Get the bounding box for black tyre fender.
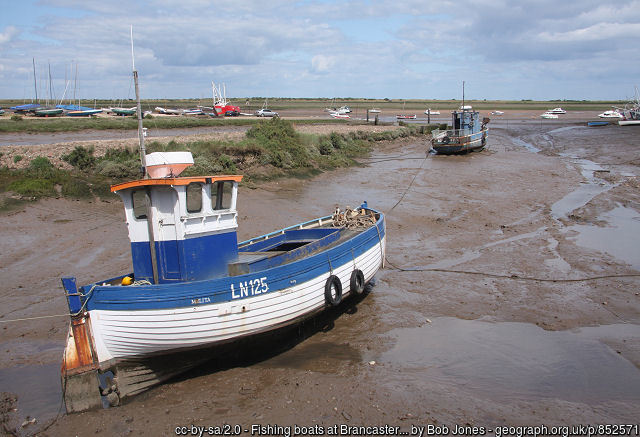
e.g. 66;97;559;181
442;136;450;144
324;275;342;306
350;269;365;295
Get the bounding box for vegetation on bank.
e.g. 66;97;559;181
0;118;435;210
0;97;627;117
0;113;355;134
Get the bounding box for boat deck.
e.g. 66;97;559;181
230;226;362;276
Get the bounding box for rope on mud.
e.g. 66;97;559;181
0;314;70;324
387;152;430;213
385;258;640;283
1;285;98;324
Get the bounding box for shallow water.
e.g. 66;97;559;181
0;363;62;422
568;205;640;270
381;317;640;403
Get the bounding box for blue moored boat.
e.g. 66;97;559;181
10;103;41;113
431;105;489;154
60;152;386;412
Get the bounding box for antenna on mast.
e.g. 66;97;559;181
130;25;147;177
130;25;136;72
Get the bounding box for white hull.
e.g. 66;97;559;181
618;120;640;126
89;238;385;366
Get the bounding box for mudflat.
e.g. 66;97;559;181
1;117;639;436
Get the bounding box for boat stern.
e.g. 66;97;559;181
60;277;102;412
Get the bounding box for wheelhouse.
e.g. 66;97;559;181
111;174;243;284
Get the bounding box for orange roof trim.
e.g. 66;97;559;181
111;175;244;192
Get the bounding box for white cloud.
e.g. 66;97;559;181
0;26;19;45
0;0;638;100
311;55;337;73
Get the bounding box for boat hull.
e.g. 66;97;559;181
618;120;640;126
89;237;384;366
432;128;488;155
61;209;385;410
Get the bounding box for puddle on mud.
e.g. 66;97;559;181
0;363;62;424
546;126;583;135
568;205;640;270
551;157;613;220
381;317;640;403
257;341;361;373
510;137;540;153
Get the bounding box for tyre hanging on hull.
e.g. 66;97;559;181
325;275;342;306
350;269;365;295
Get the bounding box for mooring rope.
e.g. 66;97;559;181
0;314;70;324
386;152;430;213
385;258;640;283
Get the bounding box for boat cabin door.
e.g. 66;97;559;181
129;186;182;283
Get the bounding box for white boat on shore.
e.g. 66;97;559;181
598;110;623;119
329;112;350;119
546;107;566;114
617;87;640;126
424;109;440;115
540;112;559;119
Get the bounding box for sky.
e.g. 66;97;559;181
1;0;639;102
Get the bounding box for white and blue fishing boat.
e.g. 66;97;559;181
430;83;489;155
60;154;385;412
59;31;385;412
430;106;489;154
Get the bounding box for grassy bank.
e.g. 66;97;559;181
0;113;357;134
1;97;627;113
0;118;433;210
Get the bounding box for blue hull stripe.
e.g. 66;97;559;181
83;216;385;311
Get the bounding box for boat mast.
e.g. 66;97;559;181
130;26;159;285
48;61;53;106
131;26;147;177
462;80;465;110
32;58;38;103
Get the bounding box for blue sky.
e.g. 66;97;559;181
1;0;639;101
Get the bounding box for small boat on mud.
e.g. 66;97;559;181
540;112;559;119
154;107;181;115
587;121;610;127
59;32;386;412
396;114;417;119
34;107;64;117
546;107;566;114
57;105;103;117
431;106;489;154
330;112;350;119
617;87;640;126
60;155;386;411
10;103;41;113
598;110;623;119
110;107;137;116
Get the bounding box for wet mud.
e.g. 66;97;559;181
1;116;639;435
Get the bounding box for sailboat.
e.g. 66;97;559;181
59;28;386;413
34;62;64;117
11;58;42;113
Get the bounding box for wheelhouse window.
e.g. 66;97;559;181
211;181;233;210
132;190;149;220
186;183;203;213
